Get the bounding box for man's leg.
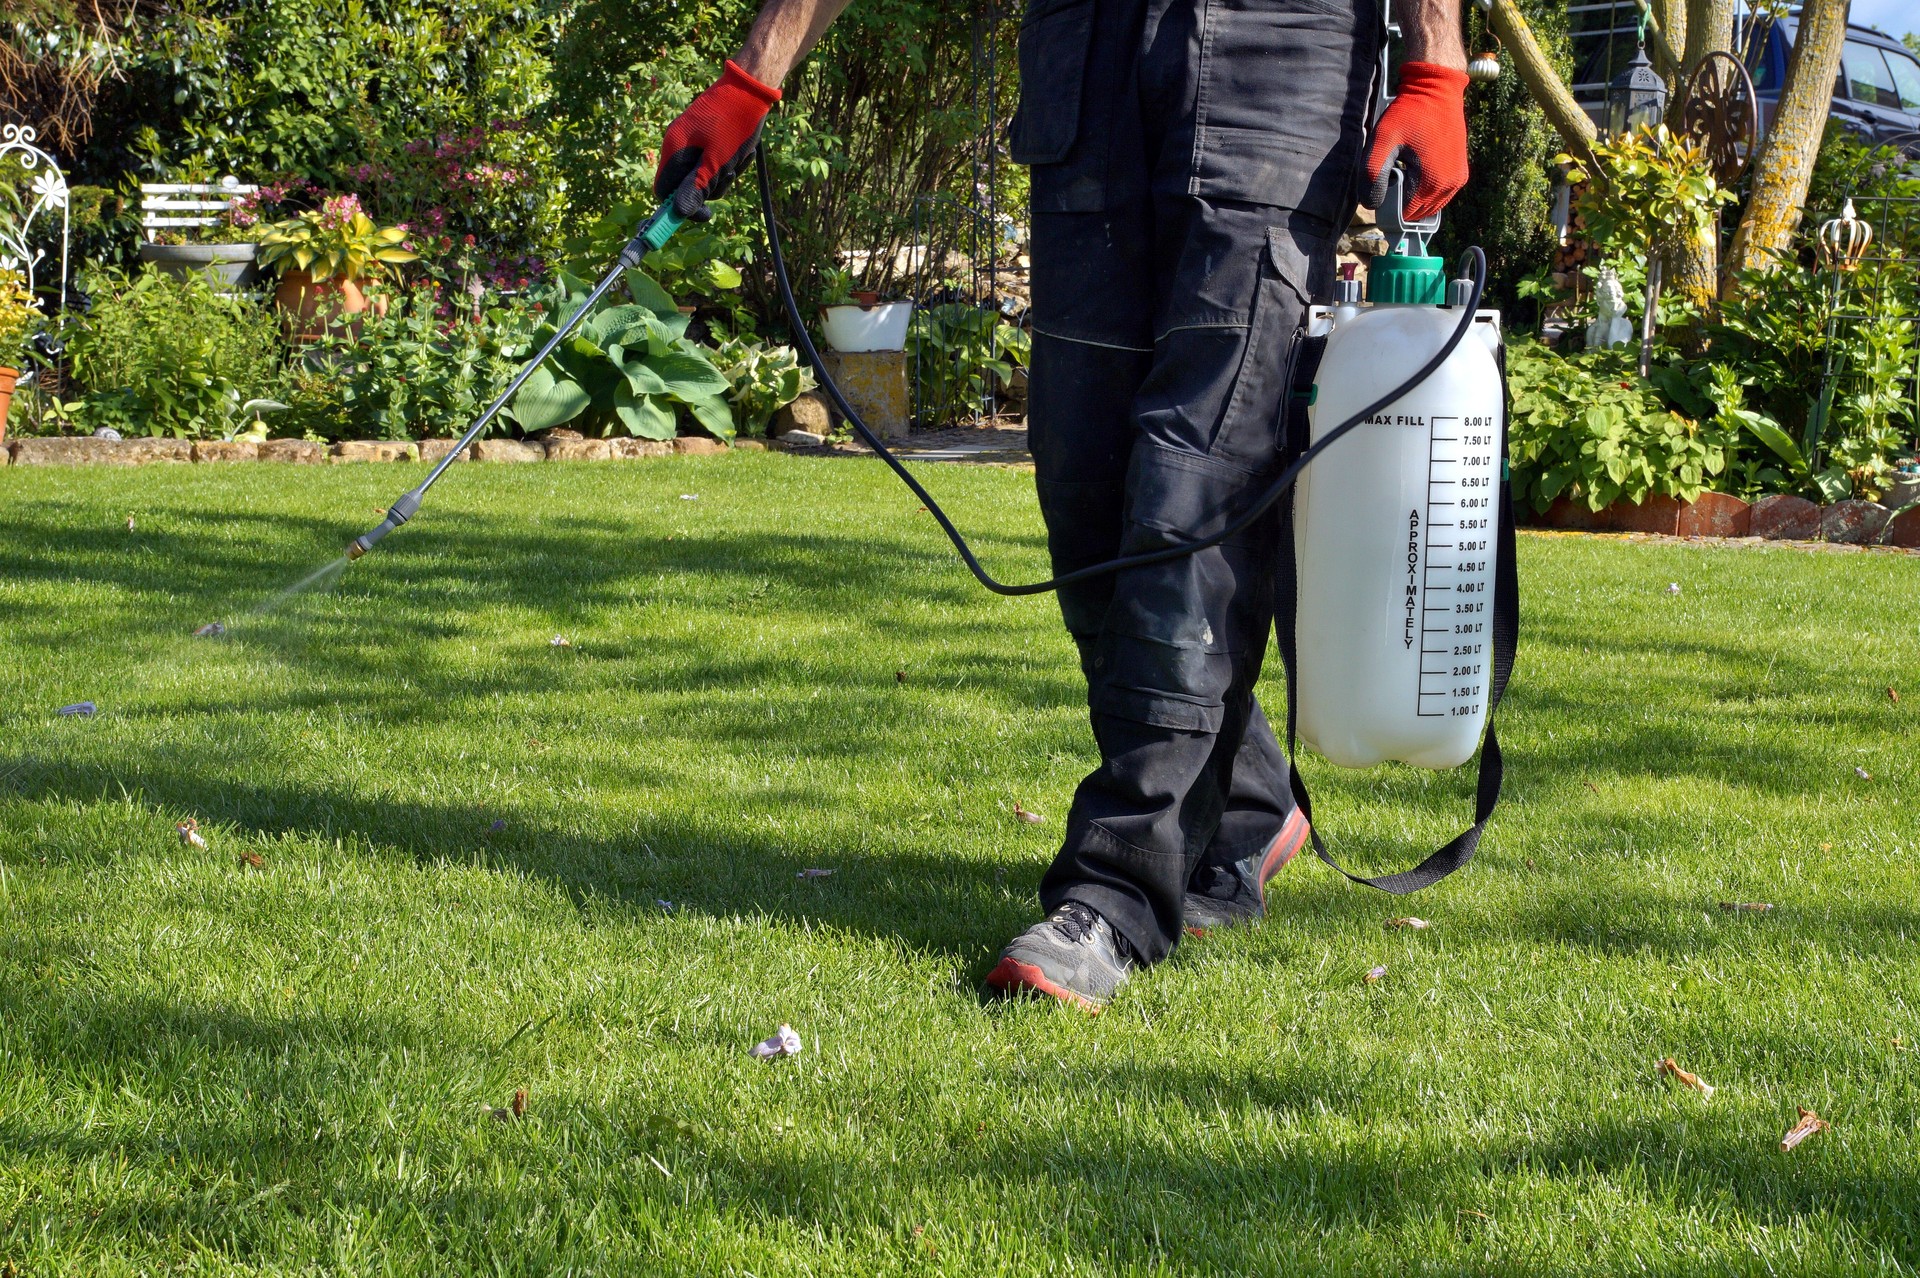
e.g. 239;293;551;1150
990;0;1379;1003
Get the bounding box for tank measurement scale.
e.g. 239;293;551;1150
1415;415;1495;719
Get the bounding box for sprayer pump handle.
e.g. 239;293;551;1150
1378;166;1442;258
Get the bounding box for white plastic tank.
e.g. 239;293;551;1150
1293;261;1504;770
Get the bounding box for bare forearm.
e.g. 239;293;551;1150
734;0;858;85
1398;0;1467;70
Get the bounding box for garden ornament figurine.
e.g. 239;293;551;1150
659;0;1475;1011
1587;266;1633;349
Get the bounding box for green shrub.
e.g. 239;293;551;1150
300;285;544;441
1434;0;1567;318
63;267;288;439
506;269;735;441
1506;340;1737;511
91;0;565;255
908;303;1027;429
713;337;814;437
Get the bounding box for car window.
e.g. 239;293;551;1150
1842;40;1899;109
1885;46;1920;112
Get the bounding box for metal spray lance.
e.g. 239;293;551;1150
345;200;688;559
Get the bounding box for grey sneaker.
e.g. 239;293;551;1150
985;901;1134;1011
1182;809;1311;934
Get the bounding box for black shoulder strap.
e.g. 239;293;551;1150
1274;331;1519;894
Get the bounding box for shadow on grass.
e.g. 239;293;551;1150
4;489;1907;964
7;985;1918;1268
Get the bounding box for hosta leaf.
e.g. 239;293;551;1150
685;393;735;441
622;353;669;395
612;382;677;439
649;352;729;401
624;269;680;317
510;363;590;431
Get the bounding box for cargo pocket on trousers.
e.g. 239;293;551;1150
1209;228;1315;471
1009;0;1096;166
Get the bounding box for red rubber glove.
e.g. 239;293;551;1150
654;60;782;221
1364;62;1470;222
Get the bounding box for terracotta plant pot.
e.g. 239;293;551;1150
274;269;385;341
0;365;15;444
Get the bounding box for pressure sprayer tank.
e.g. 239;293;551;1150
1293;249;1504;770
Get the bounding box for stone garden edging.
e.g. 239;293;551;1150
1529;491;1920;549
3;434;769;468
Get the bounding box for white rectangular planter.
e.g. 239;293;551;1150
821;301;913;353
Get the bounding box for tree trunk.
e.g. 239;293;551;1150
1682;0;1736;70
1723;0;1849;290
1651;0;1687;77
1489;0;1595;159
1667;0;1739;324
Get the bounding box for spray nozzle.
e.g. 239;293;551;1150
347;488;423;559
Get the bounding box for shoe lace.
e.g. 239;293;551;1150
1049;900;1101;944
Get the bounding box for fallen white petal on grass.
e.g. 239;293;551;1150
57;701;96;717
1665;583;1681;594
680;494;699;501
193;622;225;638
1658;1056;1716;1100
549;635;572;648
1385;917;1430;930
750;1024;804;1059
1854;767;1872;780
176;819;207;850
797;868;833;879
1363;965;1388;984
1780;1107;1829;1151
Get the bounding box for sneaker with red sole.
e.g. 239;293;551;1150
985;901;1134;1011
1181;808;1311;935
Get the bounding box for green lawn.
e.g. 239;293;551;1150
3;455;1917;1275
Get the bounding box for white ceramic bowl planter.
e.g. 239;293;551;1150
821;299;914;353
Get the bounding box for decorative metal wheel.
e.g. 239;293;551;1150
1676;51;1757;185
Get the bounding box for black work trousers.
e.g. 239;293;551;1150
1016;0;1380;963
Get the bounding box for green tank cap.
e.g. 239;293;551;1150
1368;252;1446;305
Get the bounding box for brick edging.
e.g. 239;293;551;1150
1527;491;1920;549
2;435;767;467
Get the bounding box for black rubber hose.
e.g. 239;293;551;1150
755;145;1488;597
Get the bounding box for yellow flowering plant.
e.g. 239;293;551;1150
0;270;43;371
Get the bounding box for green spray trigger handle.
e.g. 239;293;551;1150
640;203;686;253
615;202;687;271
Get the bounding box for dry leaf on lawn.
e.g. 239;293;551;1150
1013;802;1046;825
1658;1056;1716;1100
1385;917;1430;930
1719;901;1773;912
176;819;207;850
1780;1107;1829;1151
238;851;264;869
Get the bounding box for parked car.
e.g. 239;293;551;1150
1752;18;1920;154
1568;4;1920;156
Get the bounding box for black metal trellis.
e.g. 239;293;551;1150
1812;194;1920;475
908;0;1020;430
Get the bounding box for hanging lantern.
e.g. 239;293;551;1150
1817;198;1874;272
1468;49;1502;82
1606;41;1669;136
